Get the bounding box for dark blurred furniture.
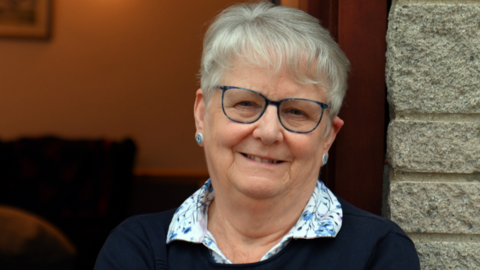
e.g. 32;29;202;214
0;137;136;270
0;205;76;270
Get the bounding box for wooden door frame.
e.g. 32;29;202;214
283;0;387;215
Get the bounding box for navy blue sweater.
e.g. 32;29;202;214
95;198;420;269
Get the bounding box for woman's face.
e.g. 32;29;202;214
194;60;343;201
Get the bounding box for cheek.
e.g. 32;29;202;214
204;107;225;143
204;111;250;155
288;135;324;163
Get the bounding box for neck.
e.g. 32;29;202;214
207;180;316;263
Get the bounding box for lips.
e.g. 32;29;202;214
241;153;283;164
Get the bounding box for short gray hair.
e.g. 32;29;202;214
200;1;350;122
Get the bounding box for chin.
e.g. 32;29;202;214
233;176;287;200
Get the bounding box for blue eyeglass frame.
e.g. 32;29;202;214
216;85;329;134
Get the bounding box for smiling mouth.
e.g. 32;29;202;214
241;153;284;164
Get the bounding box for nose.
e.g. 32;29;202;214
252;104;284;145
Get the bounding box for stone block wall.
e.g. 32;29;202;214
386;0;480;269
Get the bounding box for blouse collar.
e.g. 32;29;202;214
166;179;343;262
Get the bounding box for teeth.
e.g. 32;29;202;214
246;154;280;164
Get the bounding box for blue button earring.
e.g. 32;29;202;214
322;154;328;165
195;133;203;145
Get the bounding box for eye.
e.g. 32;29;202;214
234;100;262;109
286;108;304;116
283;107;307;117
237;101;255;107
281;106;312;123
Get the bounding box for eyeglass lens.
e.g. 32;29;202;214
222;88;324;133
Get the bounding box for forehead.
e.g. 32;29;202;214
220;59;325;101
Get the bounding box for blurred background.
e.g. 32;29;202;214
0;0;252;269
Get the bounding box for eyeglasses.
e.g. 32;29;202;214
216;86;329;134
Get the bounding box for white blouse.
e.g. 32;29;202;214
166;179;343;264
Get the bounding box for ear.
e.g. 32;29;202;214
194;89;206;142
322;116;344;153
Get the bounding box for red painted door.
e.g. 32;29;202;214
308;0;388;215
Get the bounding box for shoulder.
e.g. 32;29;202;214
106;209;177;253
94;209;176;270
335;197;420;269
337;197;409;240
115;209;176;234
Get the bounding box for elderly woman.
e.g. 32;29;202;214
95;2;420;269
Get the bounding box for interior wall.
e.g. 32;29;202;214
0;0;250;172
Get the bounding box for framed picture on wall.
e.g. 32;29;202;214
0;0;51;38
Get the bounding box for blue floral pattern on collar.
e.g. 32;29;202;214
167;179;342;264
